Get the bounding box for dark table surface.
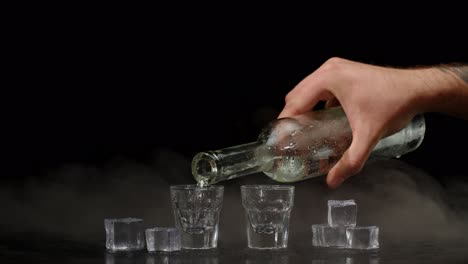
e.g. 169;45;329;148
2;237;468;264
2;159;468;263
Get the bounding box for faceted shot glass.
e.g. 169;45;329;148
145;227;181;252
104;218;145;252
170;185;224;249
241;185;295;249
346;226;379;250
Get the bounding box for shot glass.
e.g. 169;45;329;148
170;185;224;249
241;185;295;249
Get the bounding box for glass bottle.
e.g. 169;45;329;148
192;106;425;186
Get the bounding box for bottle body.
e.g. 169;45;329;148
192;107;425;185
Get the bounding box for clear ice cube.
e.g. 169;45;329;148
312;224;346;248
145;227;181;252
104;218;145;252
328;200;357;227
346;226;379;250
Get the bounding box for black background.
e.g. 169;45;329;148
5;17;467;183
2;7;468;263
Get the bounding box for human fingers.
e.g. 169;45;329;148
324;97;340;109
278;76;333;118
326;127;379;188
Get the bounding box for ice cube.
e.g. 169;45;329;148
328;200;357;227
145;227;181;252
104;218;145;252
346;226;379;250
312;224;346;248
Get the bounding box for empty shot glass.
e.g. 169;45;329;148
104;218;145;252
241;185;295;249
170;185;224;249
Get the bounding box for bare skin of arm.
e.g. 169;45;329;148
278;57;468;189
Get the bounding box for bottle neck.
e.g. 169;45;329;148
192;141;264;186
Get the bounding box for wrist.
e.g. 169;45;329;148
406;67;465;115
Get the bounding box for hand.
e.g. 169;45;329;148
278;57;454;188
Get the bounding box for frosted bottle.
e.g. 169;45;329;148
192;107;425;185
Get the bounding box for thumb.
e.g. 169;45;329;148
326;130;378;189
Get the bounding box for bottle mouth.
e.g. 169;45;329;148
409;114;426;152
191;152;219;185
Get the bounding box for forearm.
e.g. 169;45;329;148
412;64;468;118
